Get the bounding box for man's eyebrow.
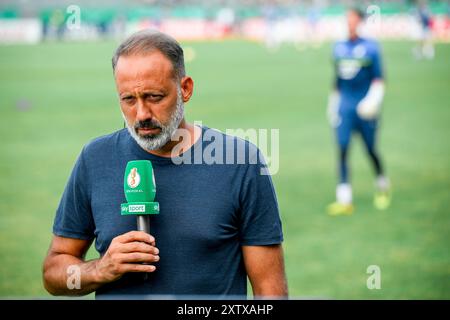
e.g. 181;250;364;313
141;90;166;95
120;92;134;98
119;91;166;99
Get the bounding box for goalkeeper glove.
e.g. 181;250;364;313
357;81;385;120
327;91;341;127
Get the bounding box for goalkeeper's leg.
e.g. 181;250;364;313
360;120;391;210
328;117;354;216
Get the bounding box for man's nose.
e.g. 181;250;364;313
135;98;153;121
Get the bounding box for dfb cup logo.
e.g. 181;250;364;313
127;167;141;189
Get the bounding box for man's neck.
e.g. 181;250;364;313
146;120;201;158
349;34;360;42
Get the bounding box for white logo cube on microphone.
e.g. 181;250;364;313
128;204;146;213
127;167;141;189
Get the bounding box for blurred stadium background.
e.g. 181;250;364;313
0;0;449;299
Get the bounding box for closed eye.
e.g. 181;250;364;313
144;94;164;102
121;96;135;103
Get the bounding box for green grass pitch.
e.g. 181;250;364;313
0;39;449;298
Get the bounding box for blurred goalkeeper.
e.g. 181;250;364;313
326;7;391;216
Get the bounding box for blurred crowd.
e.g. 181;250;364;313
0;0;449;43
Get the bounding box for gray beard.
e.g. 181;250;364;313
122;89;185;151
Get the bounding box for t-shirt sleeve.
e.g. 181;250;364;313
53;147;95;240
332;43;341;91
238;147;284;246
370;43;384;80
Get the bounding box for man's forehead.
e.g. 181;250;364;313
115;51;175;80
347;10;362;19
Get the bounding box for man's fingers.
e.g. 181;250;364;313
120;264;156;273
118;252;160;264
115;231;155;244
120;242;159;255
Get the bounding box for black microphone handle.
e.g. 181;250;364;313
137;215;151;234
137;215;151;280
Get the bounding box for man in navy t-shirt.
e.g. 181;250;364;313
42;30;287;298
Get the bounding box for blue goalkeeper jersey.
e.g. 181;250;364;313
333;37;383;111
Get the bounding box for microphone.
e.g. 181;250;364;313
121;160;160;234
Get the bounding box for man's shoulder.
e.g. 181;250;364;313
201;126;265;168
333;40;346;51
332;40;350;57
360;37;381;53
333;39;347;47
82;128;128;157
203;126;260;154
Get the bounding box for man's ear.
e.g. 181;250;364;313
180;76;194;103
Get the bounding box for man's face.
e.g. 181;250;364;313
114;51;184;151
347;10;362;39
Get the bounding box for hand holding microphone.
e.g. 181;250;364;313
95;231;159;283
94;160;160;283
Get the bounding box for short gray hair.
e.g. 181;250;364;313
112;29;185;79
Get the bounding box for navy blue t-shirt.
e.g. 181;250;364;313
53;126;283;297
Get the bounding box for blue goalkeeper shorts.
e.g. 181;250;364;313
335;107;379;151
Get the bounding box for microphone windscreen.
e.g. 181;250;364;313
123;160;156;203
